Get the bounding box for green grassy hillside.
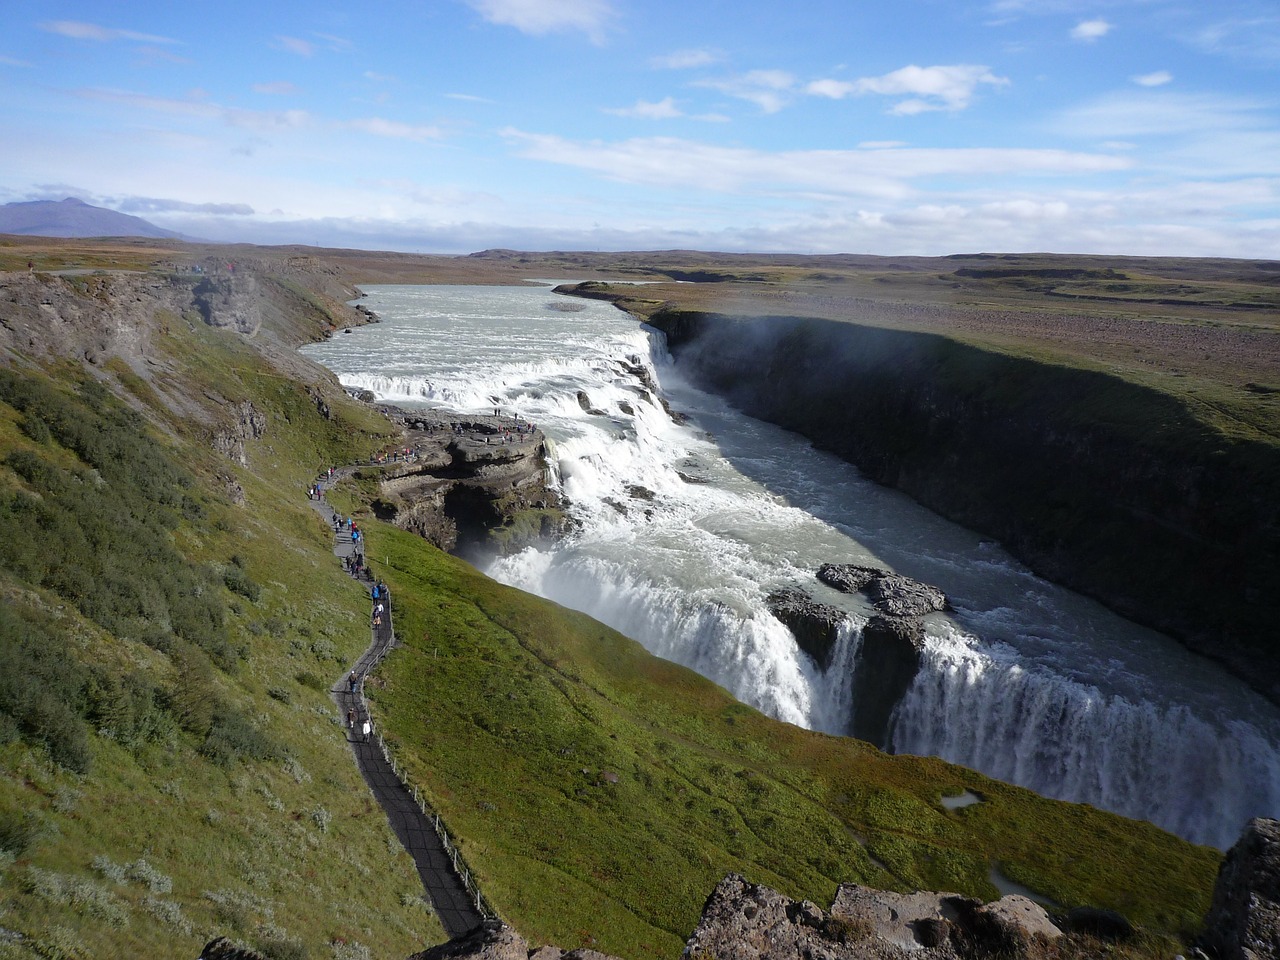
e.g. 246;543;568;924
359;520;1220;959
0;274;439;958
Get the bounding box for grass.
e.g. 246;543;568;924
0;279;434;957
361;519;1220;960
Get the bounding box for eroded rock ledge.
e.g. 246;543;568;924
367;405;569;558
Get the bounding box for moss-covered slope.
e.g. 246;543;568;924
363;521;1220;960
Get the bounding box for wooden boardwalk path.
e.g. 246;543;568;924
307;471;486;938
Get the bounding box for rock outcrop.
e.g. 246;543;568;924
766;587;847;666
211;400;268;465
408;920;621;960
818;563;949;618
371;407;568;558
409;874;1071;960
764;564;945;746
1199;817;1280;960
851;616;927;746
200;938;269;960
682;874;1061;960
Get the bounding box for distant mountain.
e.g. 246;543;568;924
0;197;183;240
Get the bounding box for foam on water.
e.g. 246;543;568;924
303;283;1280;849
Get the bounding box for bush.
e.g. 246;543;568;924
294;671;328;692
126;858;172;894
200;706;279;767
19;413;50;443
0;604;93;773
0;369;235;671
0;808;43;856
224;565;262;603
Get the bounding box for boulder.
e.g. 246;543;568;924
408;921;624;960
817;563;880;595
682;873;874;960
971;895;1062;952
864;573;948;618
1199;818;1280;960
408;921;529;960
766;587;847;667
685;874;1064;959
818;563;948;618
830;883;974;953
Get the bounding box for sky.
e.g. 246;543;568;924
2;0;1278;258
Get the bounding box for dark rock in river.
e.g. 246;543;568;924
767;587;846;668
817;563;880;594
851;616;925;747
576;390;607;416
814;563;942;744
818;563;949;618
1199;817;1280;960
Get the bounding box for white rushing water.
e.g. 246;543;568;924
302;283;1280;849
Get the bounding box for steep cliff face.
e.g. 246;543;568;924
372;408;568;559
649;309;1280;704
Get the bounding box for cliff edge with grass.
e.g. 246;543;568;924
645;305;1280;705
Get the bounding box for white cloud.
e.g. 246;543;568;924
0;54;32;67
807;64;1008;113
1054;90;1270;138
501;129;1131;200
698;70;796;114
313;33;352;53
651;48;720;70
38;20;179;45
277;36;315;56
1052;91;1280;178
1071;19;1112;42
1192;16;1280;63
807;79;854;99
348;117;442;141
467;0;616;44
604;97;683;120
75;87;311;132
1132;71;1173;87
118;196;255;216
253;81;300;96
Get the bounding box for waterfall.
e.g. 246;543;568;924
890;623;1280;850
302;282;1280;850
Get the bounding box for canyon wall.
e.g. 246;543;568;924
648;308;1280;704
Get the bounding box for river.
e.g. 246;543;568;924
301;282;1280;850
